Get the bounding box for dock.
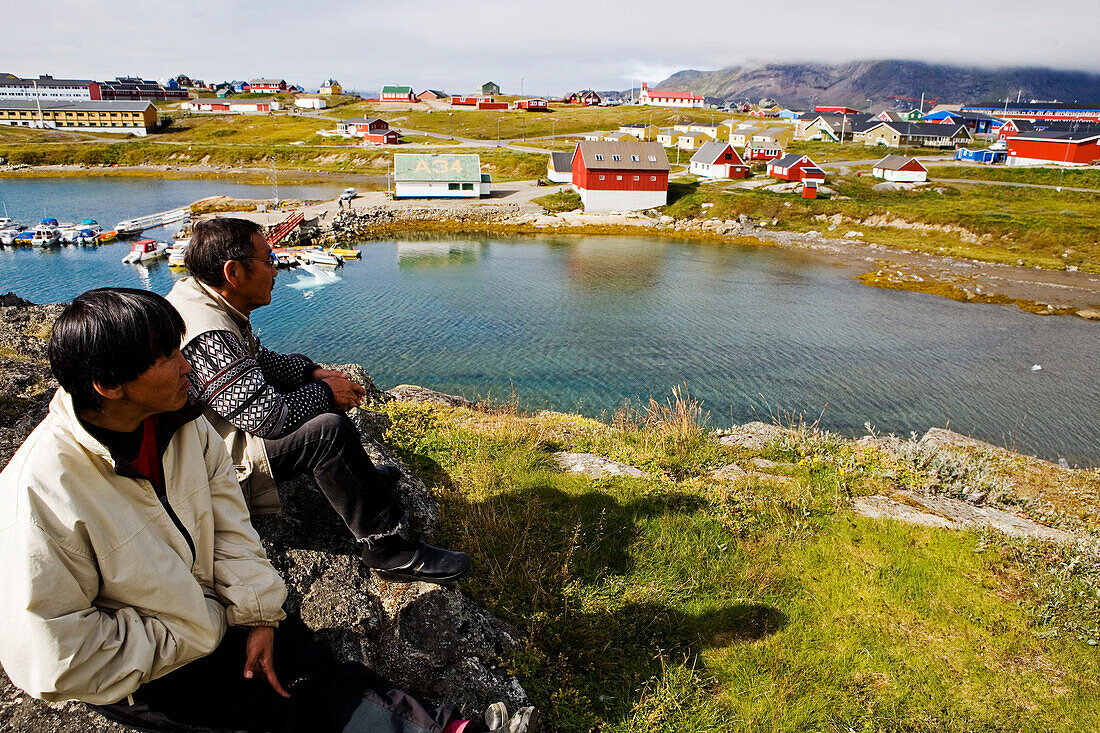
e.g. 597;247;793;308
115;207;191;235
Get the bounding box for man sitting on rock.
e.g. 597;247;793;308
166;217;469;583
0;288;532;733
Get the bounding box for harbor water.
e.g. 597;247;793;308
1;178;1098;465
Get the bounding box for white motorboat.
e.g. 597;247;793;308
294;248;343;267
167;240;189;267
122;238;168;264
61;219;102;244
0;217;22;230
0;228;21;245
31;219;61;247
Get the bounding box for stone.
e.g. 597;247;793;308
387;384;476;409
717;421;796;451
550;452;647;479
709;463;748;480
853;492;1078;543
347;407;392;439
750;457;781;470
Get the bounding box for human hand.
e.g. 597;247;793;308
243;626;290;698
312;367;348;381
323;376;367;410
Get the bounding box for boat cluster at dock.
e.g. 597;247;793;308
1;209;362;270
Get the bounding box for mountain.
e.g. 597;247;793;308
652;60;1100;109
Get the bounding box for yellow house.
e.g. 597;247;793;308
320;79;342;95
0;100;158;136
617;123;659;141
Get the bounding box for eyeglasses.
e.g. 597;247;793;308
235;252;278;268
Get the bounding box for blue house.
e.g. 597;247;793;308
923;110;1000;134
955;148;1006;164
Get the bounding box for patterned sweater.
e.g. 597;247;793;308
182;329;333;440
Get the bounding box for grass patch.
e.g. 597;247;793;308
532;188;582;213
377;394;1100;731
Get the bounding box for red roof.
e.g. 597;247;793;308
646;90;702;100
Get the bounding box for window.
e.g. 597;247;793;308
648;155;657;162
634;175;639;181
612;154;620;161
461;183;473;190
631;155;639;161
594;154;603;160
448;183;460;190
650;176;657;181
599;175;605;180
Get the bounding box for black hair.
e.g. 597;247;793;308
184;217;263;286
48;288;186;412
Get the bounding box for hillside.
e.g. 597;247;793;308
654;60;1100;109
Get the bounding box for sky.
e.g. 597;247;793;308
3;0;1099;96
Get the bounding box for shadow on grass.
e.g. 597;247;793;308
445;482;787;729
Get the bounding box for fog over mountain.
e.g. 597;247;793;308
652;60;1100;109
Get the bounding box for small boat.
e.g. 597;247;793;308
0;228;21;245
61;219;102;244
122;238;168;264
13;231;35;245
167;240;188;267
271;248;300;268
294;248;343;267
0;217;22;230
97;230;118;243
31;219;62;247
288;245;359;260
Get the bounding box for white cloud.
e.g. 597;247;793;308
2;0;1097;95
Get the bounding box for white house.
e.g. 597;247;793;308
547;151;574;183
871;155;929;182
294;95;327;109
182;99;281;114
394;153;490;198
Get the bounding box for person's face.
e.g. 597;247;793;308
116;348;193;417
232;232;277;312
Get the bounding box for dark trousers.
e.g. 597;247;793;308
92;616;462;733
264;413;405;543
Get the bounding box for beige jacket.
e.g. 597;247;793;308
166;276;280;514
0;390;287;704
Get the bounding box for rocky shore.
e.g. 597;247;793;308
0;296;528;730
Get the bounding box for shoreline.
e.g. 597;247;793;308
4;165;1099;318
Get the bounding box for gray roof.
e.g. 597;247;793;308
1014;129;1100;143
873;155;925;171
0;100;154;112
869;121;971;138
0;75;95;87
690;141;741;165
550;151;574;170
394;153;482;182
343;117;386;125
769;153;809;168
250;78;286;85
577;141;669;171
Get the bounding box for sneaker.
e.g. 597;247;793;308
483;702;536;733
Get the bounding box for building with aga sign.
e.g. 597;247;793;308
393;154;491;198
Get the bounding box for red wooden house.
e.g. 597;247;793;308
514;98;550;111
451;96;488;106
744;140;784;161
689;142;749;179
571;140;669;211
1007;130;1100;166
249;78;286;94
767;154;825;182
565;90;600;105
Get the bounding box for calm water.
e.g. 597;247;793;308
1;179;1098;465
